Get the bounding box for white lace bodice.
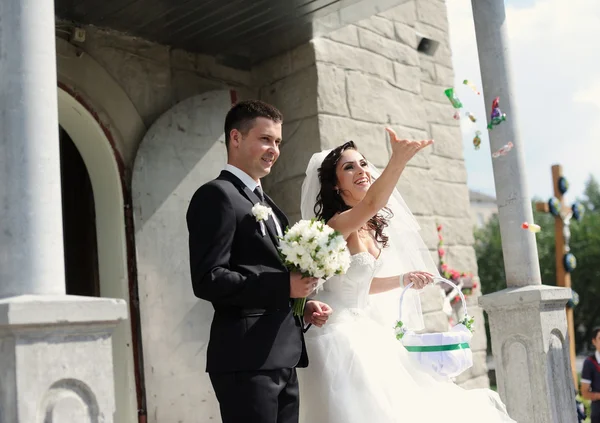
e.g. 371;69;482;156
319;252;382;311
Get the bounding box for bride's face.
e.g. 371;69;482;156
335;149;372;207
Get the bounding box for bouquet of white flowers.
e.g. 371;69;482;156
278;219;351;316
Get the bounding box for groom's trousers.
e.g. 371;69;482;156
209;368;299;423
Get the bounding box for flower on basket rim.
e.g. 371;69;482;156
458;314;475;333
394;320;408;340
251;203;272;222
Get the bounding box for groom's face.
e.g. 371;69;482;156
231;117;282;181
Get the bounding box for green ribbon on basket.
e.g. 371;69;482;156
404;343;470;353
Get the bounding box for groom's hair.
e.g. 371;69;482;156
224;100;283;151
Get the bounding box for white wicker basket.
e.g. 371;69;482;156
397;277;474;378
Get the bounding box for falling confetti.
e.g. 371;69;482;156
473;130;482;150
487;97;506;130
444;88;463;109
463;79;480;95
521;222;541;233
492;142;514;158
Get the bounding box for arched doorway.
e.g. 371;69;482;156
57;87;137;423
132;90;231;422
60;126;101;297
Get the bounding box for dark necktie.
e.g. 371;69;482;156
253;186;265;203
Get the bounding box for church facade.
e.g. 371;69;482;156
1;1;489;422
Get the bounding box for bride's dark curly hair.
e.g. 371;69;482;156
314;141;392;247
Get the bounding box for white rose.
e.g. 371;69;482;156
251;203;272;222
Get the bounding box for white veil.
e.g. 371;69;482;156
300;149;440;331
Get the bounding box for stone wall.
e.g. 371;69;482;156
253;45;321;222
56;23;257;176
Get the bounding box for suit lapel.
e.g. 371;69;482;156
265;193;289;233
241;185;281;247
218;171;282;249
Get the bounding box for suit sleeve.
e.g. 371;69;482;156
187;183;290;309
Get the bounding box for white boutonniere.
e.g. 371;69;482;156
251;203;273;236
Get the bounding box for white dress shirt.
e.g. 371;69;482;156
224;164;283;237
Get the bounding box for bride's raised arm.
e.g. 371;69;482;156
327;128;433;238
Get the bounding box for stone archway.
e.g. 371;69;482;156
57;87;137;423
132;90;231;422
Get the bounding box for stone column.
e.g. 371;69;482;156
0;0;127;421
472;0;540;288
0;0;65;298
472;1;577;422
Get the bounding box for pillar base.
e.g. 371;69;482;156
480;285;577;423
0;295;127;423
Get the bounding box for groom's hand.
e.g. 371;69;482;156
304;300;333;328
290;273;318;298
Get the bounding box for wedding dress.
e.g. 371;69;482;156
298;252;516;423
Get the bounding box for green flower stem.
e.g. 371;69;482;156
293;297;307;317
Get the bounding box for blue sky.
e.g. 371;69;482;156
446;0;600;206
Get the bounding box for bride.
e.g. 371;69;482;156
298;129;516;423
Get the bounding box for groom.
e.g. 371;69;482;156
187;100;333;423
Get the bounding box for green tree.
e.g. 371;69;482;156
581;175;600;212
474;206;555;296
570;210;600;351
474;175;600;353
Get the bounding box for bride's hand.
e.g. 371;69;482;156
386;128;433;164
304;300;333;327
403;271;435;289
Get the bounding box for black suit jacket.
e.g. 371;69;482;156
187;170;308;373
